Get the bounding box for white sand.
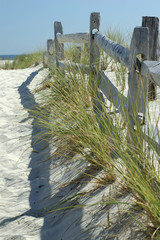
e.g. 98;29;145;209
0;64;157;239
0;60;13;68
0;65;46;239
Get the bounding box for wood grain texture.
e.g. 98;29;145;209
47;39;54;55
127;27;149;144
94;33;130;68
142;17;159;60
54;21;64;67
142;16;159;100
89;12;100;69
128;27;149;116
57;33;89;44
43;51;49;68
141;61;160;87
89;13;104;134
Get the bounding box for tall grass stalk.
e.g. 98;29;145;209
34;66;116;180
32;31;160;238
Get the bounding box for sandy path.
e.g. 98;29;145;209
0;65;47;239
0;65;147;240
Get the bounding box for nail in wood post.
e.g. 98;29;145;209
142;17;159;100
89;12;100;85
54;21;64;67
127;27;149;145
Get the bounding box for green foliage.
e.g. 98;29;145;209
106;28;129;47
64;43;89;65
34;67;116;181
32;29;160;238
2;51;42;69
65;45;82;63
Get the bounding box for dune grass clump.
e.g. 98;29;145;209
64;43;89;66
35;65;160;236
34;66;116;182
114;130;160;235
3;51;43;69
33;29;160;238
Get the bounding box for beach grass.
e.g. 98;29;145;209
32;30;160;238
1;51;43;69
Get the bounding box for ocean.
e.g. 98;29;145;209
0;55;18;60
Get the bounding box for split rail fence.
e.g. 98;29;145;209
43;12;160;154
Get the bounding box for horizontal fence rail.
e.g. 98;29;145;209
43;12;160;153
99;72;128;114
94;32;160;88
57;33;89;44
141;60;160;87
94;32;130;68
44;26;160;87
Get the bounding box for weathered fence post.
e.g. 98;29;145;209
54;21;64;67
46;39;54;68
43;51;49;68
142;17;159;100
89;12;114;142
127;27;149;146
47;39;54;55
89;12;100;81
89;12;105;131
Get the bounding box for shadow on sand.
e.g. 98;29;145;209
17;67;93;240
0;67;146;240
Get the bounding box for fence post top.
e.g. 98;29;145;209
54;21;62;25
132;26;149;35
142;16;159;21
90;12;100;16
90;12;100;33
47;39;53;43
54;21;63;35
130;26;149;61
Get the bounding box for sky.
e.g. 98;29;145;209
0;0;160;55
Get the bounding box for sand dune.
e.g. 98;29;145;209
0;64;152;239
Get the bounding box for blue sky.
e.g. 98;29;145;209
0;0;160;55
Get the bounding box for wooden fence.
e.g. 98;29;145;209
43;12;160;153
